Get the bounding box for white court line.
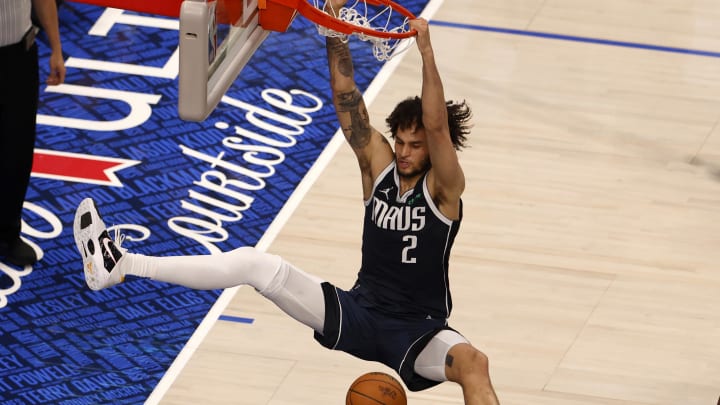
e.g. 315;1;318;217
145;1;445;402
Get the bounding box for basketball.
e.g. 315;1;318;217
346;372;407;405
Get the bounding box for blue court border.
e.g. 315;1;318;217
430;20;720;59
218;315;254;324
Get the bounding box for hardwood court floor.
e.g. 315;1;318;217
158;0;720;404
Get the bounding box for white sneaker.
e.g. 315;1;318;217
73;198;126;291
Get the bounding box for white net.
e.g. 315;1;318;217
313;0;414;61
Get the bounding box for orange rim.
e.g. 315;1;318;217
267;0;417;39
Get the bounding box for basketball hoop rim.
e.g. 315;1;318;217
265;0;418;39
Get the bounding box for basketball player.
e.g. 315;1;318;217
73;8;500;405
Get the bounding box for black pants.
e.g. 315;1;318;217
0;41;39;242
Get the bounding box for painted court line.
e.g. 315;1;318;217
430;20;720;58
218;315;254;324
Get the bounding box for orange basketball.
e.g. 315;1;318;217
346;372;407;405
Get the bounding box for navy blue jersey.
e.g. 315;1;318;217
356;162;462;319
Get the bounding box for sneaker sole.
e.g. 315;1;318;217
73;198;106;291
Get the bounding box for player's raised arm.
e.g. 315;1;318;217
411;18;467;218
324;1;393;198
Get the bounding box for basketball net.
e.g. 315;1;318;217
313;0;414;61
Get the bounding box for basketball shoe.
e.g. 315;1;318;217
73;198;126;291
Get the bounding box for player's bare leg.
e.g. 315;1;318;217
445;343;500;405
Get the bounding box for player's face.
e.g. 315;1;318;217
394;126;430;179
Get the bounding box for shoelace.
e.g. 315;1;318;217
111;226;126;252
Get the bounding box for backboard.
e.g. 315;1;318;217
178;0;271;121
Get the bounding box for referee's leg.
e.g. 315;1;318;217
0;43;39;262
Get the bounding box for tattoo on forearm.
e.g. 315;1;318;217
337;90;371;149
327;38;353;78
445;354;454;368
327;38;370;149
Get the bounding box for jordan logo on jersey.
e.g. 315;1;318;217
371;197;425;231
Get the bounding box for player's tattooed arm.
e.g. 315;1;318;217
327;37;353;78
326;37;372;151
336;89;372;150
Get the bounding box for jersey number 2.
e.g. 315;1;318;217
402;235;417;263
